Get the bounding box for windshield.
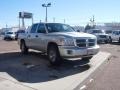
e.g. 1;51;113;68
46;23;75;33
17;30;25;33
6;32;13;34
105;30;112;34
113;31;120;35
92;30;104;33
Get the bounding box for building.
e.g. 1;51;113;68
95;22;120;32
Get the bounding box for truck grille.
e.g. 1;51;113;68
99;35;107;38
76;39;95;47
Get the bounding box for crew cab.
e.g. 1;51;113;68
109;30;120;43
86;29;109;43
18;23;99;65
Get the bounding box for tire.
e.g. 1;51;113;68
82;56;93;61
20;41;28;54
3;37;6;40
47;45;62;66
119;38;120;43
109;37;112;43
105;40;108;44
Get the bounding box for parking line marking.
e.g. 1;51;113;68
80;85;87;90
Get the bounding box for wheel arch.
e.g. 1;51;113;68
47;42;59;53
20;39;25;49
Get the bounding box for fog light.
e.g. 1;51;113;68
67;50;73;54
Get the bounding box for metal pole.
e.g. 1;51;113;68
46;7;47;22
53;17;55;23
64;19;66;24
22;17;25;28
32;15;34;24
40;20;42;23
6;24;7;28
19;17;20;29
42;3;51;23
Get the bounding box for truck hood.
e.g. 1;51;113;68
48;32;96;38
93;33;108;36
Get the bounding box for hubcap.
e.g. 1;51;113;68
49;49;56;62
21;43;25;52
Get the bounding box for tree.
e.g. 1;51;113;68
84;24;96;32
84;24;92;32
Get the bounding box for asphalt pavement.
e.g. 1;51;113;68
85;43;120;90
0;39;114;90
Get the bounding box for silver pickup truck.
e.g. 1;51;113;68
18;23;99;65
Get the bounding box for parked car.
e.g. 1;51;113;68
0;32;5;39
18;23;99;65
15;29;25;40
105;30;112;35
86;29;109;43
4;31;16;40
109;30;120;43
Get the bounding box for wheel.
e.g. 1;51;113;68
82;56;93;61
47;45;62;66
3;37;6;40
20;41;28;54
119;38;120;43
109;37;112;43
105;40;108;44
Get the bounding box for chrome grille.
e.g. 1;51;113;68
76;39;95;47
76;39;86;47
99;35;107;38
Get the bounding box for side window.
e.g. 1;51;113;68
37;24;46;33
113;31;118;35
113;31;115;35
88;30;92;34
30;24;38;33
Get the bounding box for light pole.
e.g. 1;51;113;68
42;3;51;23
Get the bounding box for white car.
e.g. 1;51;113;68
86;29;109;43
109;30;120;43
4;31;16;40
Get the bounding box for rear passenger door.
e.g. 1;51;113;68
35;24;47;51
26;24;38;49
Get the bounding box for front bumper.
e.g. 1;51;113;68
97;38;108;42
4;36;15;40
58;45;99;58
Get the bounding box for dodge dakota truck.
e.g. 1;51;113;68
18;23;99;65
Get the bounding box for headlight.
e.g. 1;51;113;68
58;37;75;46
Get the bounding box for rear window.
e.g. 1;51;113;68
6;32;13;34
113;31;119;35
17;30;25;33
92;30;102;33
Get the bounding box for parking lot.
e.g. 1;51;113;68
86;42;120;90
0;38;120;90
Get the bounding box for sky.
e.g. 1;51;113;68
0;0;120;28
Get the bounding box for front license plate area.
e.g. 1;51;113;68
87;49;94;55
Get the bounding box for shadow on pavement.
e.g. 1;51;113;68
0;51;90;83
110;42;120;45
